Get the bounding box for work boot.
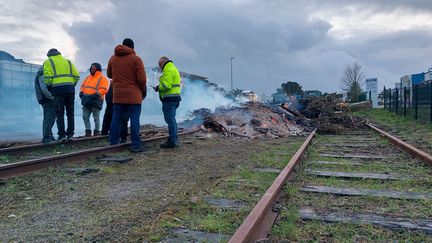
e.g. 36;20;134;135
85;129;92;137
160;142;178;149
93;130;100;136
57;136;67;142
42;136;56;144
130;146;148;153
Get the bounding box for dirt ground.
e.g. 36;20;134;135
0;132;300;241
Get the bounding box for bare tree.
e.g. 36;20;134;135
341;62;365;102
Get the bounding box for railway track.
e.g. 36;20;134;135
0;129;197;179
0;127;171;156
230;126;432;242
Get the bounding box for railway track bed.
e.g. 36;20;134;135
0;132;306;241
1;123;431;241
266;130;431;242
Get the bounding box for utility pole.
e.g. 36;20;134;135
230;57;235;91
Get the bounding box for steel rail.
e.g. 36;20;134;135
368;124;432;166
0;128;169;155
0;130;197;179
229;129;317;243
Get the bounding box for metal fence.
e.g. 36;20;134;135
383;81;432;122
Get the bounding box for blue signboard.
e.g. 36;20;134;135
411;72;424;85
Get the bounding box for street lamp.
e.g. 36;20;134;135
230;57;235;91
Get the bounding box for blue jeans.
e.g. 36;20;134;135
162;101;180;144
41;100;56;143
110;104;142;149
101;99;128;139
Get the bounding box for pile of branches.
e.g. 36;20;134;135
182;93;369;137
188;102;308;138
297;94;367;133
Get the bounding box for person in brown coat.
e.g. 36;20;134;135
107;38;147;152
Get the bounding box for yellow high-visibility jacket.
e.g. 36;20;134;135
43;54;80;95
159;61;181;102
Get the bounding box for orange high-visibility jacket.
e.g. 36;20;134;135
80;71;109;98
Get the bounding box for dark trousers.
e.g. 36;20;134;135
54;93;75;138
162;101;180;144
101;100;128;140
41;100;56;143
110;104;142;149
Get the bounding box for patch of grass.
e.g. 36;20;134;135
99;166;117;174
146;138;304;240
271;205;298;240
285;220;431;242
251;140;304;169
355;109;432;148
196;210;235;232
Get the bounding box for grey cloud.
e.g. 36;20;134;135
2;0;431;95
67;0;334;94
307;0;432;13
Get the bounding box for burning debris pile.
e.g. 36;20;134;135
182;94;367;138
298;94;367;133
185;102;309;138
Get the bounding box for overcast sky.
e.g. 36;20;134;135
1;0;432;95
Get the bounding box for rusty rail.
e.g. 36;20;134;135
0;128;169;155
0;130;197;179
229;129;316;243
368;124;432;166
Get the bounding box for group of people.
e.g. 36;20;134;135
34;38;181;152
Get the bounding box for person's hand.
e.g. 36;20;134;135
153;85;159;92
79;91;83;98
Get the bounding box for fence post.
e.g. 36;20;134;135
415;84;418;120
430;82;432;123
409;85;411;109
404;86;407;117
383;86;386;109
395;87;399;115
390;89;392;111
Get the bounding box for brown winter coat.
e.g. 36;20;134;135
107;45;147;104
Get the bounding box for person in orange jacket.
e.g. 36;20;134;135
79;63;109;136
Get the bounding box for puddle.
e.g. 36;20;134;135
205;198;245;210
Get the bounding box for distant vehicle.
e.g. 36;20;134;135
303;90;322;98
240;90;258;102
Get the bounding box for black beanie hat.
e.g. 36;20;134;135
47;48;61;57
122;38;134;49
90;63;102;72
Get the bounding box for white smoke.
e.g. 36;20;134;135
177;77;238;120
0;68;237;142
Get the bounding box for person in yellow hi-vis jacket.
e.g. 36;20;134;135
43;48;80;141
79;63;109;137
153;56;181;148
